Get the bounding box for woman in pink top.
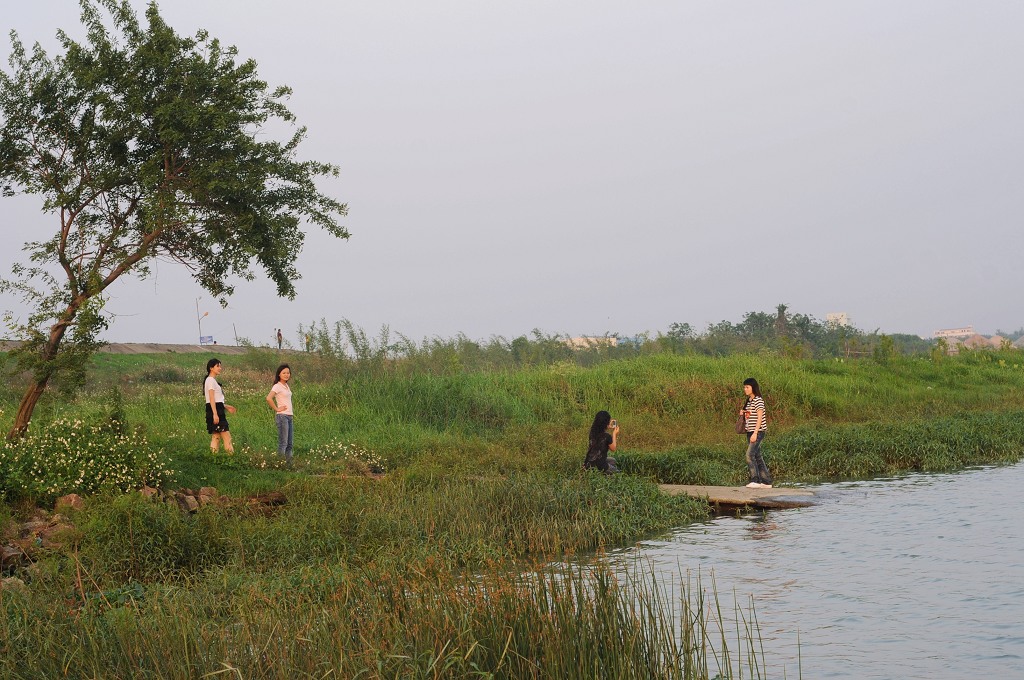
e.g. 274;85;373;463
266;364;294;465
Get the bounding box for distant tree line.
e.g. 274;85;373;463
657;304;933;359
285;306;945;378
996;327;1024;342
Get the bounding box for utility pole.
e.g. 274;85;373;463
196;298;209;345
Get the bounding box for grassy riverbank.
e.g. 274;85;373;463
5;347;1023;490
2;346;1023;677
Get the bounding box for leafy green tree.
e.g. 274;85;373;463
773;303;789;335
0;0;348;437
873;334;899;363
666;321;694;341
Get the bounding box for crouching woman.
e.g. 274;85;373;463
583;410;620;474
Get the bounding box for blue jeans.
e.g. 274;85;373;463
275;414;294;463
745;431;772;484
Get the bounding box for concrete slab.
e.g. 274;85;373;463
659;484;816;509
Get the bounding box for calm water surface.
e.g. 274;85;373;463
606;462;1024;679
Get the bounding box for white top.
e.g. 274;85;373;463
270;382;293;415
204;376;224;404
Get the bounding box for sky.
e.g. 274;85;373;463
2;1;1023;346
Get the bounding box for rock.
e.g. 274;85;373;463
6;538;37;563
36;521;73;549
243;491;288;516
182;495;200;513
197;486;219;508
0;577;27;594
140;485;159;500
19;521;48;537
15;514;74;551
249;491;287;506
1;544;26;569
55;494;84;511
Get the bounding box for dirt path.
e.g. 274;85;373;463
1;341;250;355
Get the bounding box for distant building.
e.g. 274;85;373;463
988;335;1007;349
934;326;974;340
565;336;618;349
616;336;644;349
825;312;851;328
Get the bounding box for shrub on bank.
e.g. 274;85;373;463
0;418;173;503
619;411;1024;485
76;493;229;582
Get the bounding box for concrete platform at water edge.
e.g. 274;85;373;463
659;484;816;510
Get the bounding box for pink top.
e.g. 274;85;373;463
269;382;293;416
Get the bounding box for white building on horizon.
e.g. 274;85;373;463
934;326;974;340
565;336;618;349
826;312;851;328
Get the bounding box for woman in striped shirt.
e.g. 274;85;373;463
740;377;773;488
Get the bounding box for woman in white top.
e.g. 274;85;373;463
740;377;772;488
204;358;237;454
265;364;294;465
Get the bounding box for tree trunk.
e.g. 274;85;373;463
6;316;71;440
7;377;51;439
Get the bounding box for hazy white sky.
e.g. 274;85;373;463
3;1;1022;345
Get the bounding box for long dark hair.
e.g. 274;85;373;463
589;410;612;443
204;358;221;391
743;377;761;407
273;364;291;386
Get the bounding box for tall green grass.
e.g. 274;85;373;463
619;410;1024;485
1;560;774;679
4;347;1023;495
2;345;1021;677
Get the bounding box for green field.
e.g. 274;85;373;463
2;346;1023;678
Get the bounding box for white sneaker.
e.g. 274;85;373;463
745;482;760;488
761;484;772;489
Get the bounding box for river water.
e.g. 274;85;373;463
605;461;1024;678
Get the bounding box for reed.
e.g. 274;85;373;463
6;348;1020;494
0;560;772;680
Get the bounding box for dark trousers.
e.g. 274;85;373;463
745;431;772;484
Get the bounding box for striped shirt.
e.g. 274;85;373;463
744;396;767;432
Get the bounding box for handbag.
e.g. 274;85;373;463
735;404;747;434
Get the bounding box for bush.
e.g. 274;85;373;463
0;418;173;503
77;493;229;582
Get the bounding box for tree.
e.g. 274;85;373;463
773;303;789;336
666;322;694;341
0;0;348;438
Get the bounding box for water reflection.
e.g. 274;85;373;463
744;514;781;540
602;463;1024;679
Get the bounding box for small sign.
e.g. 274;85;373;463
200;335;214;345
